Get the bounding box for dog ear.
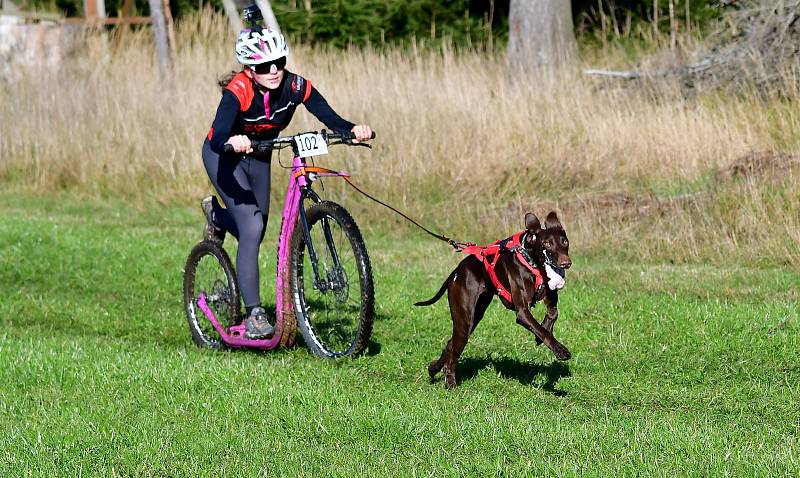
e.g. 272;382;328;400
525;212;541;232
545;211;563;230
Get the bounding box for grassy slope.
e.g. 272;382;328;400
0;192;798;477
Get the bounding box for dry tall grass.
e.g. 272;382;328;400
1;9;798;264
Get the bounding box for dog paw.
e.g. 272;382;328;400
428;362;442;378
554;344;571;361
444;374;458;389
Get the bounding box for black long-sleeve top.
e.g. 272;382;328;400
206;70;355;154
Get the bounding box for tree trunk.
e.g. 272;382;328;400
669;0;676;49
148;0;172;79
255;0;281;35
507;0;576;74
220;0;243;33
487;0;495;52
303;0;312;38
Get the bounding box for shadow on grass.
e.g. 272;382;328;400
289;335;383;357
285;308;387;357
364;339;382;356
454;357;571;395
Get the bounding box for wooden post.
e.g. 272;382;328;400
121;0;133;18
84;0;97;20
114;0;134;44
148;0;172;79
162;0;176;54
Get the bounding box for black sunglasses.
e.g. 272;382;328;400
252;57;286;74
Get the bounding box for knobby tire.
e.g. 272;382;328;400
290;201;374;358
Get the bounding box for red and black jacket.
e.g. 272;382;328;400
206;70;355;154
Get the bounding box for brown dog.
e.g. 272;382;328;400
415;211;572;389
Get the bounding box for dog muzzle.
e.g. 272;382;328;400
544;263;566;290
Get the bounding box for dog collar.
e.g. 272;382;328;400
514;233;566;290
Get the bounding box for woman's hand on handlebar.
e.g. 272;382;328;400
225;135;253;154
350;125;373;143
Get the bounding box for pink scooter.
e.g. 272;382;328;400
183;130;376;358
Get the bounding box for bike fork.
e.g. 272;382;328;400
298;189;324;289
298;188;344;291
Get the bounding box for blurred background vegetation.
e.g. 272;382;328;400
3;1;798;265
17;0;730;48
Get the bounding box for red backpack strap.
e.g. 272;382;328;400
225;71;255;111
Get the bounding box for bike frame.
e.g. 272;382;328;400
197;139;352;350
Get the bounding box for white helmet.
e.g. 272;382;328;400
235;28;288;66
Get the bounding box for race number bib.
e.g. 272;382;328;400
295;133;328;158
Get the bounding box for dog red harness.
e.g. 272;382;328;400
461;231;545;302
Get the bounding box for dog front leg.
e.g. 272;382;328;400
535;306;559;346
515;306;570;361
542;306;559;331
542;290;559;332
536;291;559;345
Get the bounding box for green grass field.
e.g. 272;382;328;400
1;192;798;477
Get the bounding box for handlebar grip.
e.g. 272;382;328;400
222;142;270;153
347;130;376;140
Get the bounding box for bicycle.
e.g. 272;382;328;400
183;130;376;358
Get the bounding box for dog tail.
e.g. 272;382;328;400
414;270;456;306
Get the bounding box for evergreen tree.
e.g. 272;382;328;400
24;0;727;49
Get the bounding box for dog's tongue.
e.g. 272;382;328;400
544;263;566;290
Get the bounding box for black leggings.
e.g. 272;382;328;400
202;140;271;309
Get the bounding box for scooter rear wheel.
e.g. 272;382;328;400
183;240;241;349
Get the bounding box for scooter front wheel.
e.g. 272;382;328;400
289;201;374;358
